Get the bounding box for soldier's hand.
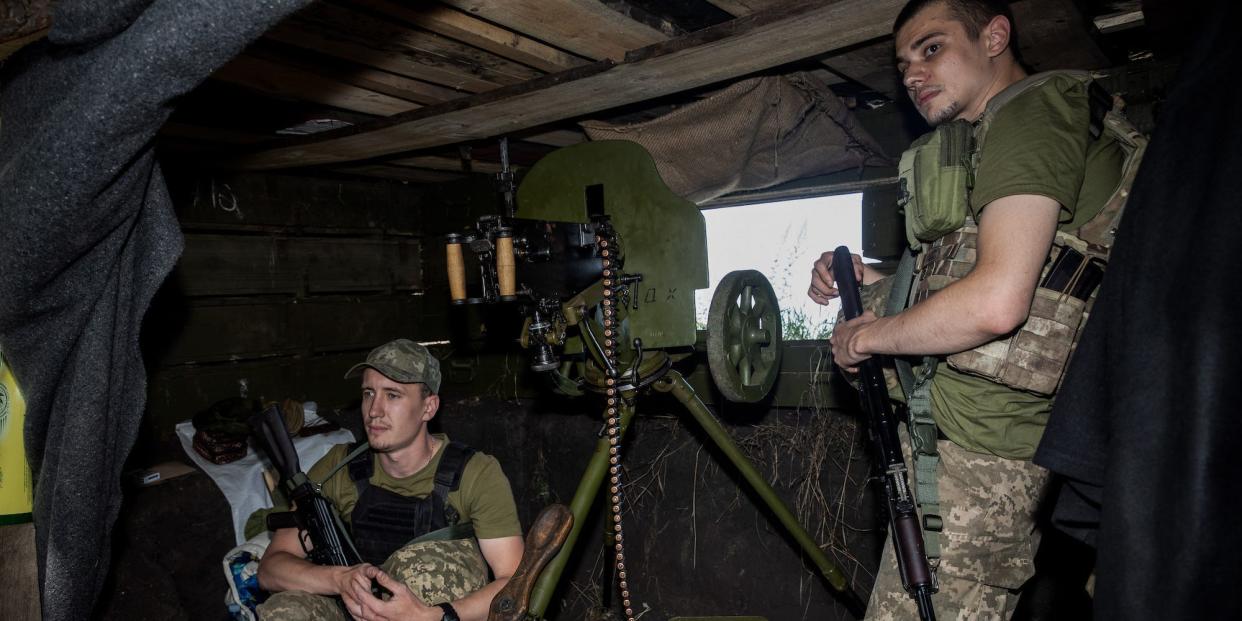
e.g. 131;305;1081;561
335;563;381;619
831;311;878;371
809;251;865;305
345;566;440;621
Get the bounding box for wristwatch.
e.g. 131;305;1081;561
436;602;460;621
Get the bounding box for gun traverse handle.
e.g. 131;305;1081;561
488;504;574;621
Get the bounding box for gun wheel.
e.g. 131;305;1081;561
707;270;782;403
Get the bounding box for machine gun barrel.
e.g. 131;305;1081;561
832;246;936;621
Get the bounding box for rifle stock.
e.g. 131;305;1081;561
832;246;937;621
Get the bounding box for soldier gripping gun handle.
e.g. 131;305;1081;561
251;405;390;597
832;246;937;621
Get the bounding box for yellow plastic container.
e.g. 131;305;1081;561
0;352;32;524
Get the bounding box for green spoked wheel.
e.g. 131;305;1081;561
706;270;783;403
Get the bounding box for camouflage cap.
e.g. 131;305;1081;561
344;339;441;393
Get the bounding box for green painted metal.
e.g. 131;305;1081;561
514;141;862;617
515;141;708;349
655;370;859;600
706;270;784;403
526;400;636;618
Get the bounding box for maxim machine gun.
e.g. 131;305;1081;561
447;141;865;621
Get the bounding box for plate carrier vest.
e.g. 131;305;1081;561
888;70;1148;561
345;440;476;566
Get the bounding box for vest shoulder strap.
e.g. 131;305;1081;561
345;441;374;499
308;441;371;487
972;69;1147;251
984;70;1091;112
341;440;476;499
345;442;373;480
433;441;477;503
975;70;1101;149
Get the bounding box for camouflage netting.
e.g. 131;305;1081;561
580;71;890;204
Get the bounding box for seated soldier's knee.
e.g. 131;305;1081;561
256;590;344;621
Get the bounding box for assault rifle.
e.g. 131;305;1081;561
252;405;389;600
832;246;937;621
252;404;361;566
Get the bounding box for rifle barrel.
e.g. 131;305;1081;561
831;246;937;621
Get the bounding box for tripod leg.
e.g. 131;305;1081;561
524;402;636;618
654;370;866;618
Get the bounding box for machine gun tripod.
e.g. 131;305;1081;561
449;141;867;620
515;270;865;621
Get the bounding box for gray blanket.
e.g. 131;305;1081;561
0;1;311;618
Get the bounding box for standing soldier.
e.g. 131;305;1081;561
810;0;1133;617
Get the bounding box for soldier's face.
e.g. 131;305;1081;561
895;3;996;125
360;368;436;453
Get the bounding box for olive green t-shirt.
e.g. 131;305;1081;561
307;433;522;540
932;73;1125;460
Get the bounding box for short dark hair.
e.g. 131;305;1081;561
418;383;432;398
894;0;1018;51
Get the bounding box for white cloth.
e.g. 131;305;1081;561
222;531;271;621
175;417;354;545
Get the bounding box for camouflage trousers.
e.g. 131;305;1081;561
865;435;1050;620
256;538;488;621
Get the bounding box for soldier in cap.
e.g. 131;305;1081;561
257;339;524;621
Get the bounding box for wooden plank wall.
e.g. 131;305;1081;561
140;166;858;457
141;169;498;446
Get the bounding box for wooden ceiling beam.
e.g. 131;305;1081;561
703;0;783;15
1010;0;1111;71
1095;9;1144;34
820;41;902;99
519;129;585;147
598;1;683;37
267;2;542;94
1;0;51;61
214;55;420;117
386;155;506;174
229;0;904;170
705;0;897;96
345;0;589;73
332;164;468;183
437;0;669;61
302;2;541;84
244;41;463;106
1;0;50;41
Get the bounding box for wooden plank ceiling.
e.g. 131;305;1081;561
157;0;1130;185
